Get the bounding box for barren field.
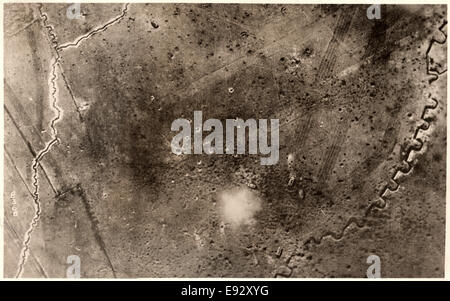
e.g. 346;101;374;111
3;3;447;278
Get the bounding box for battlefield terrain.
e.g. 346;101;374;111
3;4;447;278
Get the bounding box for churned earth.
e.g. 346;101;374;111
3;3;447;278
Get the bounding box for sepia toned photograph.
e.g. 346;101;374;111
2;2;447;279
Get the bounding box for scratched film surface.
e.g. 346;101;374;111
3;4;447;278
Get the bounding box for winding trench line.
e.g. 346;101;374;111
426;20;448;83
15;6;62;278
303;20;447;249
57;3;129;51
15;3;129;278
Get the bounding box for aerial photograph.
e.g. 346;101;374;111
3;3;447;278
